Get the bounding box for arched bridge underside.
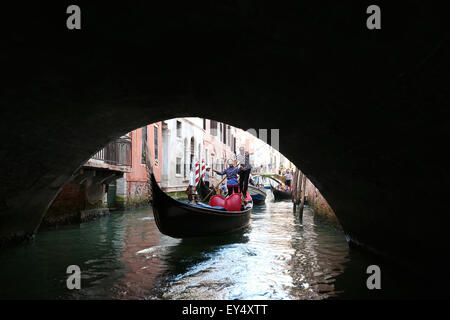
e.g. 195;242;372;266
1;2;449;280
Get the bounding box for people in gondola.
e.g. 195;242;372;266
213;159;239;196
237;146;252;200
277;183;289;191
203;166;211;188
186;166;197;203
220;183;227;196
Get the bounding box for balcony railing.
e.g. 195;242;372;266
92;136;132;167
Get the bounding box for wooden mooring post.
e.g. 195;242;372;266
292;168;307;223
292;169;300;212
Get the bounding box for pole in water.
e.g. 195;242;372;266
297;171;306;224
292;169;300;214
299;174;307;217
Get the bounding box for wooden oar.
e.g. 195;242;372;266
202;175;227;202
202;160;242;202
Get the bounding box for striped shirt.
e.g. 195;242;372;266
236;151;251;170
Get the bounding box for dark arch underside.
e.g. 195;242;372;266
1;2;449;283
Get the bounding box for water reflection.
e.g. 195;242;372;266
289;207;349;299
144;198;350;300
0;192;352;300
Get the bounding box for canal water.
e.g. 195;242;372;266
0;192;409;300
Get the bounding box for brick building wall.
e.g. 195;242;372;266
116;123;162;208
304;179;340;227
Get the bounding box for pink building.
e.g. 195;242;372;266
116;123;162;206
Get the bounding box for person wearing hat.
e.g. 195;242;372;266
236;146;252;200
203;166;211;188
213;159;239;196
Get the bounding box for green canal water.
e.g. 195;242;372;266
0;193;413;299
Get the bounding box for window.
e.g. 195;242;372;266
141;126;147;164
154;125;159;166
210;120;217;136
219;123;223;142
223;125;227;144
176;121;182;138
176;157;182;174
203;118;206;130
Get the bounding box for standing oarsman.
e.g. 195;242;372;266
237;146;252;200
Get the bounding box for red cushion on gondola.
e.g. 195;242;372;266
209;194;244;212
209;195;226;207
224;193;242;212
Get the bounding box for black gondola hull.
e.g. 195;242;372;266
251;198;266;205
270;185;292;201
196;179;213;202
248;185;266;204
151;174;252;238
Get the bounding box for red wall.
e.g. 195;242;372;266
127;123;162;184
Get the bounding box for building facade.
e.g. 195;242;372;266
202;119;237;184
116;122;162;207
158;118;204;192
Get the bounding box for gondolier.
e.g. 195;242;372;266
237;146;252;200
213;159;239;195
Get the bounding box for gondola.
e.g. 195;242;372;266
248;185;267;204
196;178;213;202
151;174;252;238
270;185;292;201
